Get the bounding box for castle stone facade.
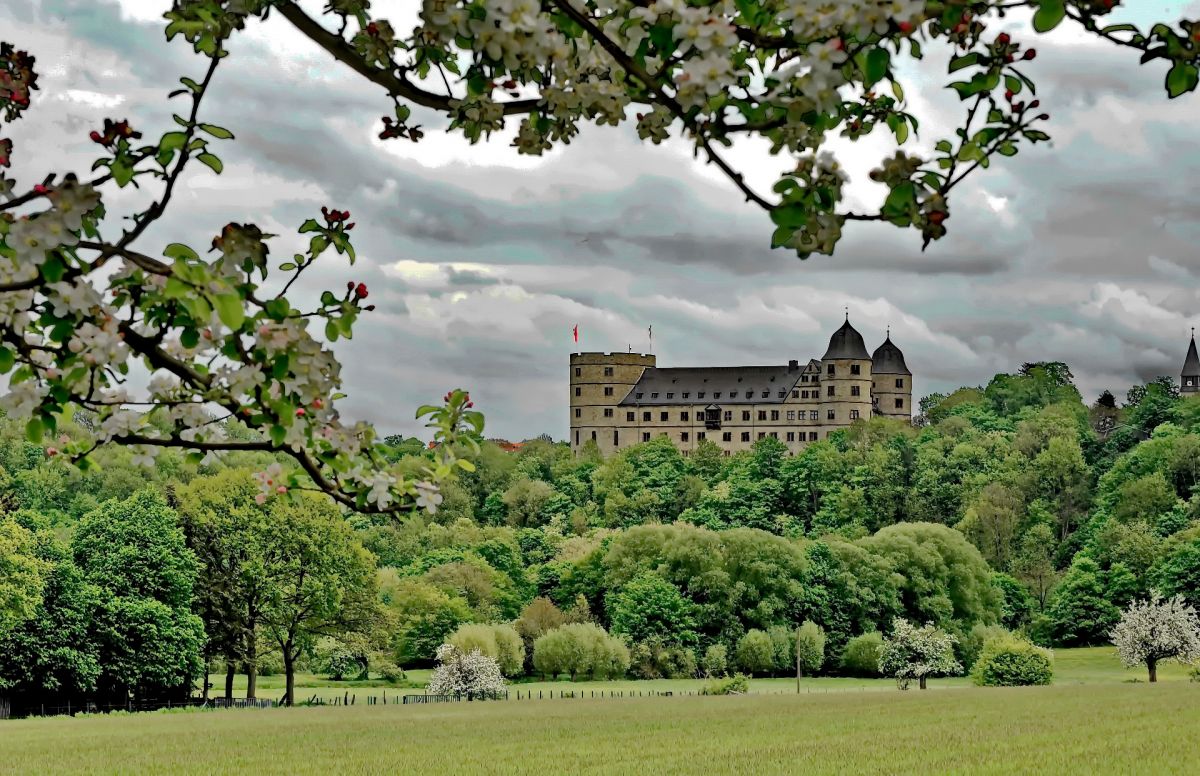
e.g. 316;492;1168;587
570;318;912;456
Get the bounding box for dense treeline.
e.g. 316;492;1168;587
3;363;1199;706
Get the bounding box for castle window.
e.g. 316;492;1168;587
895;378;904;389
614;430;619;445
810;410;818;420
604;367;614;376
787;411;796;421
714;392;722;399
724;411;732;421
770;432;778;439
681;412;689;421
683;392;690;399
604;408;614;418
851;364;861;375
643;432;651;442
741;432;751;442
698;432;706;441
792;390;800;398
723;432;732;442
758;411;767;421
779;391;786;399
636;393;643;400
575;430;579;445
771;410;780;421
575;367;581;377
591;430;597;441
827;410;835;420
787;432;795;442
732;391;741;398
698;392;706;399
651;392;659;399
575;408;581;418
801;375;809;383
758;432;765;440
827;386;835;397
895;398;904;409
827;364;835;375
851;386;860;397
667;392;674;399
809;432;818;441
681;432;689;442
627;411;635;422
643;411;651;422
575;387;581;397
850;410;860;420
801;391;808;399
742;411;751;421
660;412;669;422
761;391;769;399
604;386;614;396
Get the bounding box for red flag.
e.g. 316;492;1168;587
572;324;578;343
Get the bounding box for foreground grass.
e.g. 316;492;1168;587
7;682;1198;775
223;647;1187;702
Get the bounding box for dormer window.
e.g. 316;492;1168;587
651;392;659;399
730;391;738;398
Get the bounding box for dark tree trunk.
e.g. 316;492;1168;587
1148;659;1158;683
201;650;210;701
224;661;235;702
919;676;927;690
283;643;296;707
245;626;258;700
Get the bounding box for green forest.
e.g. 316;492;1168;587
3;362;1199;708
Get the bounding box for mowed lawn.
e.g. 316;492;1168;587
6;681;1199;775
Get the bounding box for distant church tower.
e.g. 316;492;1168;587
1183;329;1200;395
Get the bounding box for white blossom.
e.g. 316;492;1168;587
427;644;506;696
1111;592;1200;682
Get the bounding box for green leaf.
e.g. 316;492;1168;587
299;218;321;233
890;80;905;103
40;253;66;283
456;459;476;472
181;328;200;349
948;52;980;74
1005;75;1022;94
265;298;291;321
199;123;234;139
0;347;13;374
279;262;297;271
197;152;223;174
164;243;199;262
1032;0;1066;33
770;226;793;249
325;319;339;342
214;293;245;331
160;131;188;151
935;139;953;153
1166;62;1199;98
864;47;890;87
110;159;134;187
769;203;808;229
25;417;43;444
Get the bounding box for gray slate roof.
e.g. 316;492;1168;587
620;366;805;405
871;337;911;375
822;319;871;360
1184;336;1200;376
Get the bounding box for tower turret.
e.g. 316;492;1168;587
820;316;873;431
1182;329;1200;395
570;352;655;454
872;330;913;420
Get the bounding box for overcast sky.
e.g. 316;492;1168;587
5;0;1200;441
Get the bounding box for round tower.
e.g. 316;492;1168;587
570;352;655;455
820;317;873;433
872;331;913;420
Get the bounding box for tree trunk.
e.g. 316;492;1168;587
245;627;258;701
283;645;296;707
919;676;927;690
201;650;210;701
224;661;235;702
796;650;802;693
1148;659;1158;683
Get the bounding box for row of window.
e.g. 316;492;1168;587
574;429;830;446
573;403;903;421
576;379;904;401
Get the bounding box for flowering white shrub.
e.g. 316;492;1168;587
1111;592;1200;683
426;643;507;696
878;617;962;690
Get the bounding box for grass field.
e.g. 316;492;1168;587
6;681;1198;775
215;646;1192;702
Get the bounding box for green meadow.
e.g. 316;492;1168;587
7;648;1196;775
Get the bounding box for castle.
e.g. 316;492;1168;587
569;317;912;456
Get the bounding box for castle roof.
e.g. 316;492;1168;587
871;336;911;376
1184;334;1200;377
822;318;871;361
620;365;804;406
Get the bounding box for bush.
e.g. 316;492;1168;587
629;638;697;679
701;644;728;677
795;621;826;677
702;673;749;695
958;624;1010;671
971;636;1053;687
767;625;795;673
532;623;628;680
447;623;525;677
840;632;884;677
735;629;775;676
375;660;406;683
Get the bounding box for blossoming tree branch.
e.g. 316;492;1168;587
0;0;1197;512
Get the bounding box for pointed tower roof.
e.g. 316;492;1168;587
1184;330;1200;377
872;332;911;376
822;316;870;361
